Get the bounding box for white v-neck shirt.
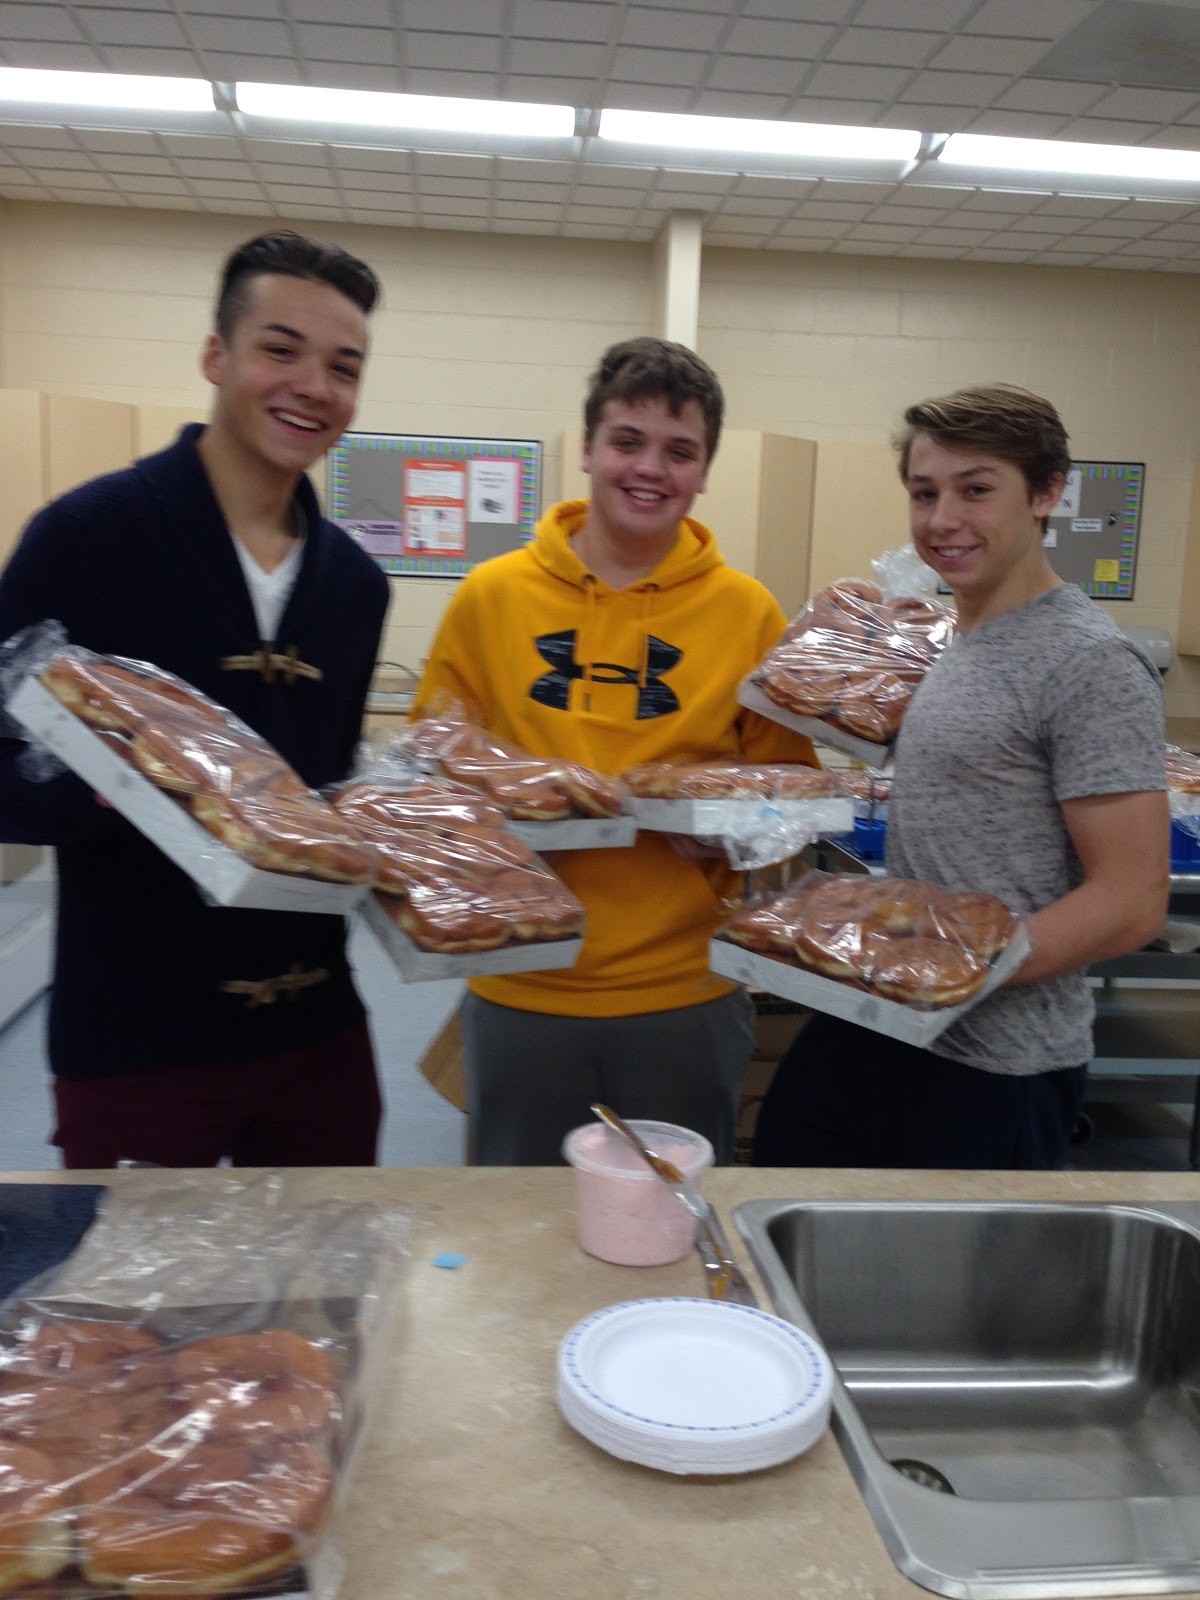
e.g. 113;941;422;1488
232;530;305;642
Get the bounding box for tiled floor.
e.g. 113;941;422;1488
0;925;1194;1172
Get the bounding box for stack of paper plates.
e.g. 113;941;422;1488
556;1297;833;1475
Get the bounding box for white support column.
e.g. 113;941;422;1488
652;211;704;349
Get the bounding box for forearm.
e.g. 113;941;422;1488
1011;877;1168;986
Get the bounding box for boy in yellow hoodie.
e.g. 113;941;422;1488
412;337;817;1163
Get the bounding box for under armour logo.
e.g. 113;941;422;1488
529;630;681;719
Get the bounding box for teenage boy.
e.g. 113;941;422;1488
412;336;818;1165
0;231;390;1168
755;383;1169;1171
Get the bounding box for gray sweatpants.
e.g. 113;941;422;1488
458;988;756;1166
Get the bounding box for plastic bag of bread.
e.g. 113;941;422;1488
328;768;586;972
0;1169;407;1600
383;696;628;825
1165;743;1200;841
714;870;1028;1039
620;758;853;870
1;622;378;898
742;546;955;761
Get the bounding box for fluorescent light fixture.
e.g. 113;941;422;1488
598;108;920;162
236;82;573;138
939;132;1200;184
0;67;212;113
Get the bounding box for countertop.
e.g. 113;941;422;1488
5;1164;1200;1600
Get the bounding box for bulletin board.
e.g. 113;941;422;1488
327;432;542;577
1043;461;1145;599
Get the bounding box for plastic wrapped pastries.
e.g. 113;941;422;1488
331;776;585;955
620;760;846;801
384;699;626;822
33;643;377;888
0;1172;407;1600
753;578;955;746
718;871;1020;1010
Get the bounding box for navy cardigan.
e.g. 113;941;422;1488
0;425;390;1077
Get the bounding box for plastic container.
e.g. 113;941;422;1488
1170;819;1199;874
562;1120;715;1267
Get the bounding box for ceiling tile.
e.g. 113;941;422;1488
294;23;393;64
1084;86;1200;123
852;0;974;25
928;35;1049;73
707;56;804;94
803;62;912;99
505;75;594;102
723;18;834;56
963;0;1090;40
508;38;607;75
0;4;85;42
0;40;103;67
406;32;502;72
901;70;1011;105
75;129;161;153
603;82;693;110
188;16;291;53
214;55;301;81
690;89;788;116
608;46;709;85
77;8;190;47
396;66;500;95
178;0;283;14
90;46;202;74
400;0;505;28
98;152;176;174
966;110;1071;136
116;173;186;192
289;0;392;22
992;77;1102;114
622;8;723;50
827;28;940;68
254;161;333;184
1060;118;1159;144
513;0;613;43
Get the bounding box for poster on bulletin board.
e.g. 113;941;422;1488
327;432;542;577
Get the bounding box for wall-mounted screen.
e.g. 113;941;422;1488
328;431;542;578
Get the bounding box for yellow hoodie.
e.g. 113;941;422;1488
411;500;816;1017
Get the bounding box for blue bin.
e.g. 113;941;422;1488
1171;819;1200;874
830;817;889;862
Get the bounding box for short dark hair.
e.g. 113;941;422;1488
584;336;724;461
896;382;1072;499
214;231;381;339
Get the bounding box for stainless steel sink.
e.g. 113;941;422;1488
735;1199;1200;1599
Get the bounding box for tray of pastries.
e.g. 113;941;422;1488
739;580;955;769
386;703;636;849
711;870;1028;1047
331;777;586;980
11;650;376;912
621;759;853;838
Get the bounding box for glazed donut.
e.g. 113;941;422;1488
172;1330;340;1444
334;779;504;830
389;890;510;954
764;766;843;800
0;1318;166;1389
760;663;845;718
189;791;377;885
555;763;624;819
41;655;226;734
794;912;873;980
833;674;909;743
720;900;806;962
888;595;954;638
868;937;987;1007
0;1442;72;1595
914;891;1017;960
856;878;931;937
80;1434;333;1597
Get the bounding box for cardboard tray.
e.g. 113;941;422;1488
626;794;853;836
10;677;369;914
503;814;637;850
709;924;1031;1049
737;676;897;770
361;892;584;981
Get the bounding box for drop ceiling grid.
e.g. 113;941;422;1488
1;0;1200;267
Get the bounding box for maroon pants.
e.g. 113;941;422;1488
52;1021;382;1169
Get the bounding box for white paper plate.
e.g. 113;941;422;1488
557;1298;832;1474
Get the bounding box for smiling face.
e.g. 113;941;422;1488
580;395;709;557
200;271;367;483
905;432;1064;626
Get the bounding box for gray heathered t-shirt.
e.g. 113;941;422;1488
886;583;1165;1076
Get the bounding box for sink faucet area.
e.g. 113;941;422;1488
735;1197;1200;1599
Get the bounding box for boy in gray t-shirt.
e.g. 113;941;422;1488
755;383;1169;1170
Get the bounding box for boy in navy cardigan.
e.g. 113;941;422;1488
0;231;390;1168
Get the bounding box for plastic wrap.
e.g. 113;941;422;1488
3;625;377;901
1166;744;1200;842
716;870;1021;1010
620;759;854;870
330;773;585;970
744;557;955;758
0;1171;408;1600
382;697;628;824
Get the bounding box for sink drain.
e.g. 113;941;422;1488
890;1458;956;1494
